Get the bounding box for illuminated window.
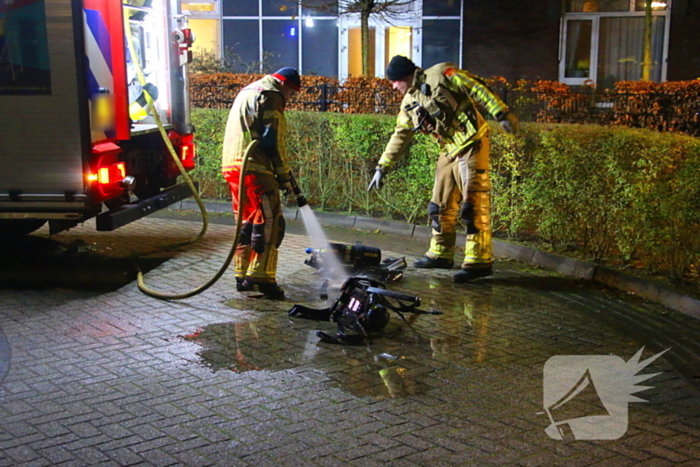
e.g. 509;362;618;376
181;2;216;13
560;1;669;86
216;0;466;78
385;26;413;71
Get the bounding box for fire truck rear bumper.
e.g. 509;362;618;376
96;182;197;232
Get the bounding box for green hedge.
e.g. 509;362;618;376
190;109;700;282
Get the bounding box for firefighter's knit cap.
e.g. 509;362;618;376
386;55;417;81
272;67;301;91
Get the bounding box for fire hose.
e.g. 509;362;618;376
132;140;257;300
124;10;257;300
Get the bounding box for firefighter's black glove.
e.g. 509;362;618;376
367;167;385;191
498;111;519;135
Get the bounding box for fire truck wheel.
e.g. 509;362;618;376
0;220;47;240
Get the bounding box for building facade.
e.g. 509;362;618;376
182;0;698;85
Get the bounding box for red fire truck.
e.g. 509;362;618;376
0;0;196;238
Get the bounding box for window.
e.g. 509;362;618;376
182;0;220;54
597;16;665;86
560;1;669;86
564;19;593;79
422;20;460;68
566;0;668;12
384;26;413;70
262;0;298;17
348;27;376;77
189;19;220;54
262;20;299;72
223;0;257;16
302;20;338;76
223;20;259;73
423;1;461;16
301;0;339;16
216;0;465;78
634;0;668;10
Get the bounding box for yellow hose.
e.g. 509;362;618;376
124;9;254;299
124;9;207;253
135;141;257;300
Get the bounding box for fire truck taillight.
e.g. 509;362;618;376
98;162;126;185
166;131;196;179
90;142;126;202
179;134;196;171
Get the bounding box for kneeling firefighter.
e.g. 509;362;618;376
368;56;519;282
221;67;304;299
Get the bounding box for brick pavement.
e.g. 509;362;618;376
0;217;699;466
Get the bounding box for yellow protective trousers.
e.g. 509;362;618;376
426;138;492;269
224;170;285;284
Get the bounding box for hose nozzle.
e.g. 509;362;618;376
289;175;308;208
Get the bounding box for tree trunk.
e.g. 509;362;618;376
360;10;371;76
642;0;652;80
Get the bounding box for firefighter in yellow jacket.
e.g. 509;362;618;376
222;67;301;299
368;56;519;282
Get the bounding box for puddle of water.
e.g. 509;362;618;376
180;307;466;399
181;320;288;373
223;270;349;312
183;267;572;398
181;317;434;398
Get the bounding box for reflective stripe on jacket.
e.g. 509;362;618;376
222;75;292;181
378;63;509;170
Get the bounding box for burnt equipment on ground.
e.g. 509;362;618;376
304;242;406;282
289;277;442;345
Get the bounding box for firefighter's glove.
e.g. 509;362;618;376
251;224;265;254
498;111;519;135
367;167;385;192
414;107;436;134
279;181;292;196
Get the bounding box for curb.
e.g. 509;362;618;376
173;199;700;319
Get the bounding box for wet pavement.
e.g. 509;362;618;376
0;213;699;466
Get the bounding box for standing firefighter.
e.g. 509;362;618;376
222;67;302;299
368;56;519;282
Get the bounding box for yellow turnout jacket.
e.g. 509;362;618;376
378;63;510;170
222;75;292;183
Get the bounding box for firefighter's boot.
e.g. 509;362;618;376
258;282;285;300
452;265;493;283
237;278;285;300
236;277;255;292
413;255;454;269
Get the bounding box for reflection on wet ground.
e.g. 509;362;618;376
182;267;559;400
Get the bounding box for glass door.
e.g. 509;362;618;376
339;14;420;80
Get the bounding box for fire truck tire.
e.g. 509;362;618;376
0;219;47;239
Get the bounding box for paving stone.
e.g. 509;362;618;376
0;216;698;466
